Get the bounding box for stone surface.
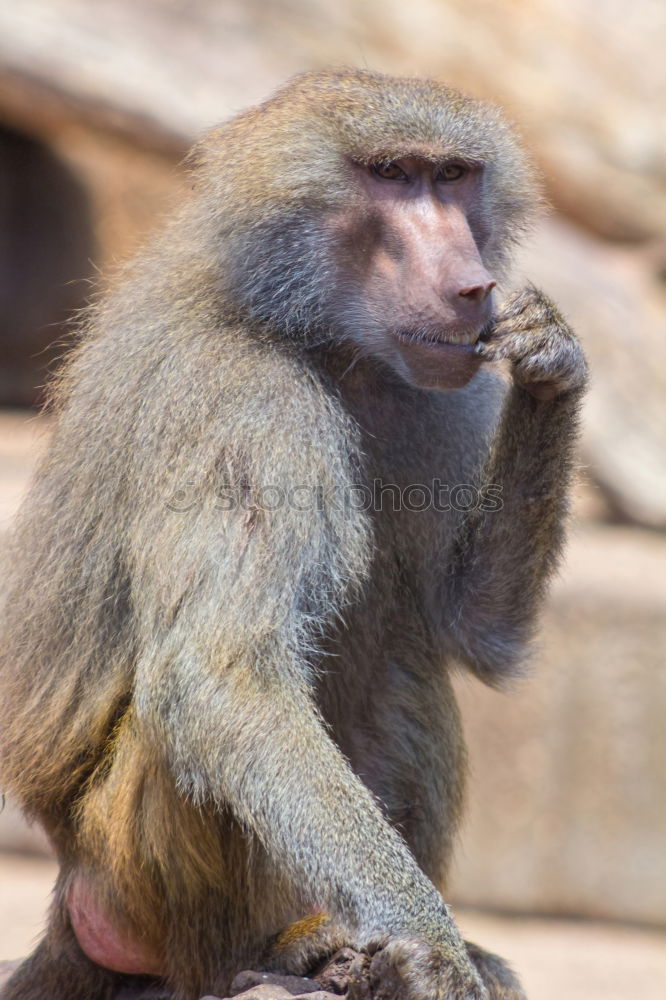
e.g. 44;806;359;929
230;972;325;996
449;523;666;925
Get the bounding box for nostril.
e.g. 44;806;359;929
458;280;497;303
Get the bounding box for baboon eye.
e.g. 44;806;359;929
437;162;466;182
371;161;407;181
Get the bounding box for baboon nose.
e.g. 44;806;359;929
458;280;496;303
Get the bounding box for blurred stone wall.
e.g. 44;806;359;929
450;525;666;926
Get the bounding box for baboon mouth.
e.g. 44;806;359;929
395;331;480;351
393;326;487;390
394;316;494;351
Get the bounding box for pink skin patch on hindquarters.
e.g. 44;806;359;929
68;876;327;977
67;875;164;976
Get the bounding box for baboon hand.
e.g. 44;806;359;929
356;935;488;1000
476;285;588;401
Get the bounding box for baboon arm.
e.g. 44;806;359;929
129;440;457;952
444;385;582;681
135;644;452;944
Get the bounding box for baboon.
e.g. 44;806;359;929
0;70;587;1000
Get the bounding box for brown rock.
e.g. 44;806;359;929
225;986;307;1000
230;971;325;996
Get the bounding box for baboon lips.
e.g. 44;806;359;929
394;334;483;389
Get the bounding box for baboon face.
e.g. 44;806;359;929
206;71;536;391
329;155;496;391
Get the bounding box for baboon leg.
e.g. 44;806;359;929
465;940;527;1000
1;890;120;1000
1;939;119;1000
266;913;352;977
